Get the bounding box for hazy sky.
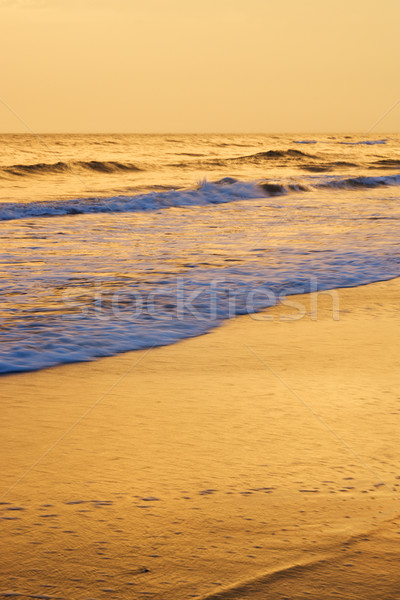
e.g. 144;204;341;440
1;0;399;133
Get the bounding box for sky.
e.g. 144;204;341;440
0;0;399;133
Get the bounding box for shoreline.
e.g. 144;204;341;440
1;279;400;599
2;272;400;377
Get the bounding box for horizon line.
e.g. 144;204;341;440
0;131;396;136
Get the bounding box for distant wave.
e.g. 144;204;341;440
301;161;358;173
1;173;399;221
303;159;400;173
233;149;316;161
0;160;142;177
319;173;400;190
294;140;317;144
171;147;400;173
340;139;387;145
2;149;319;178
171;148;318;169
296;138;389;146
371;158;400;168
232;152;360;173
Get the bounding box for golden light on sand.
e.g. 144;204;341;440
1;2;400;598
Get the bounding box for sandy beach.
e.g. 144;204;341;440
2;1;399;597
1;279;400;600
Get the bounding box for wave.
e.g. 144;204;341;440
173;147;399;173
301;160;359;172
0;160;142;177
259;181;308;194
302;164;337;173
372;158;400;168
229;149;317;162
3;148;317;178
0;180;266;221
319;173;400;190
171;148;318;169
1;173;399;222
294;140;317;144
340;139;387;145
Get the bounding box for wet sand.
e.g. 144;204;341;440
1;279;400;599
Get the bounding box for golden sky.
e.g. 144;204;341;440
1;0;399;133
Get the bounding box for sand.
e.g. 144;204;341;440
1;279;400;599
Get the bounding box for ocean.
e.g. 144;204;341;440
1;133;399;373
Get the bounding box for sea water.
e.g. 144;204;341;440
0;133;399;372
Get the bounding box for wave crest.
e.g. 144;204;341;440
1;173;399;222
0;160;142;177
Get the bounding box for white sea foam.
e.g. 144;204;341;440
1;174;400;222
0;180;263;221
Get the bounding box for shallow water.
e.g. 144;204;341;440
1;133;399;372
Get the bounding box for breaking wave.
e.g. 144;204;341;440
0;180;265;221
1;173;399;222
319;173;400;189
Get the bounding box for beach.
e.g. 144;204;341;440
2;0;400;596
1;278;399;599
